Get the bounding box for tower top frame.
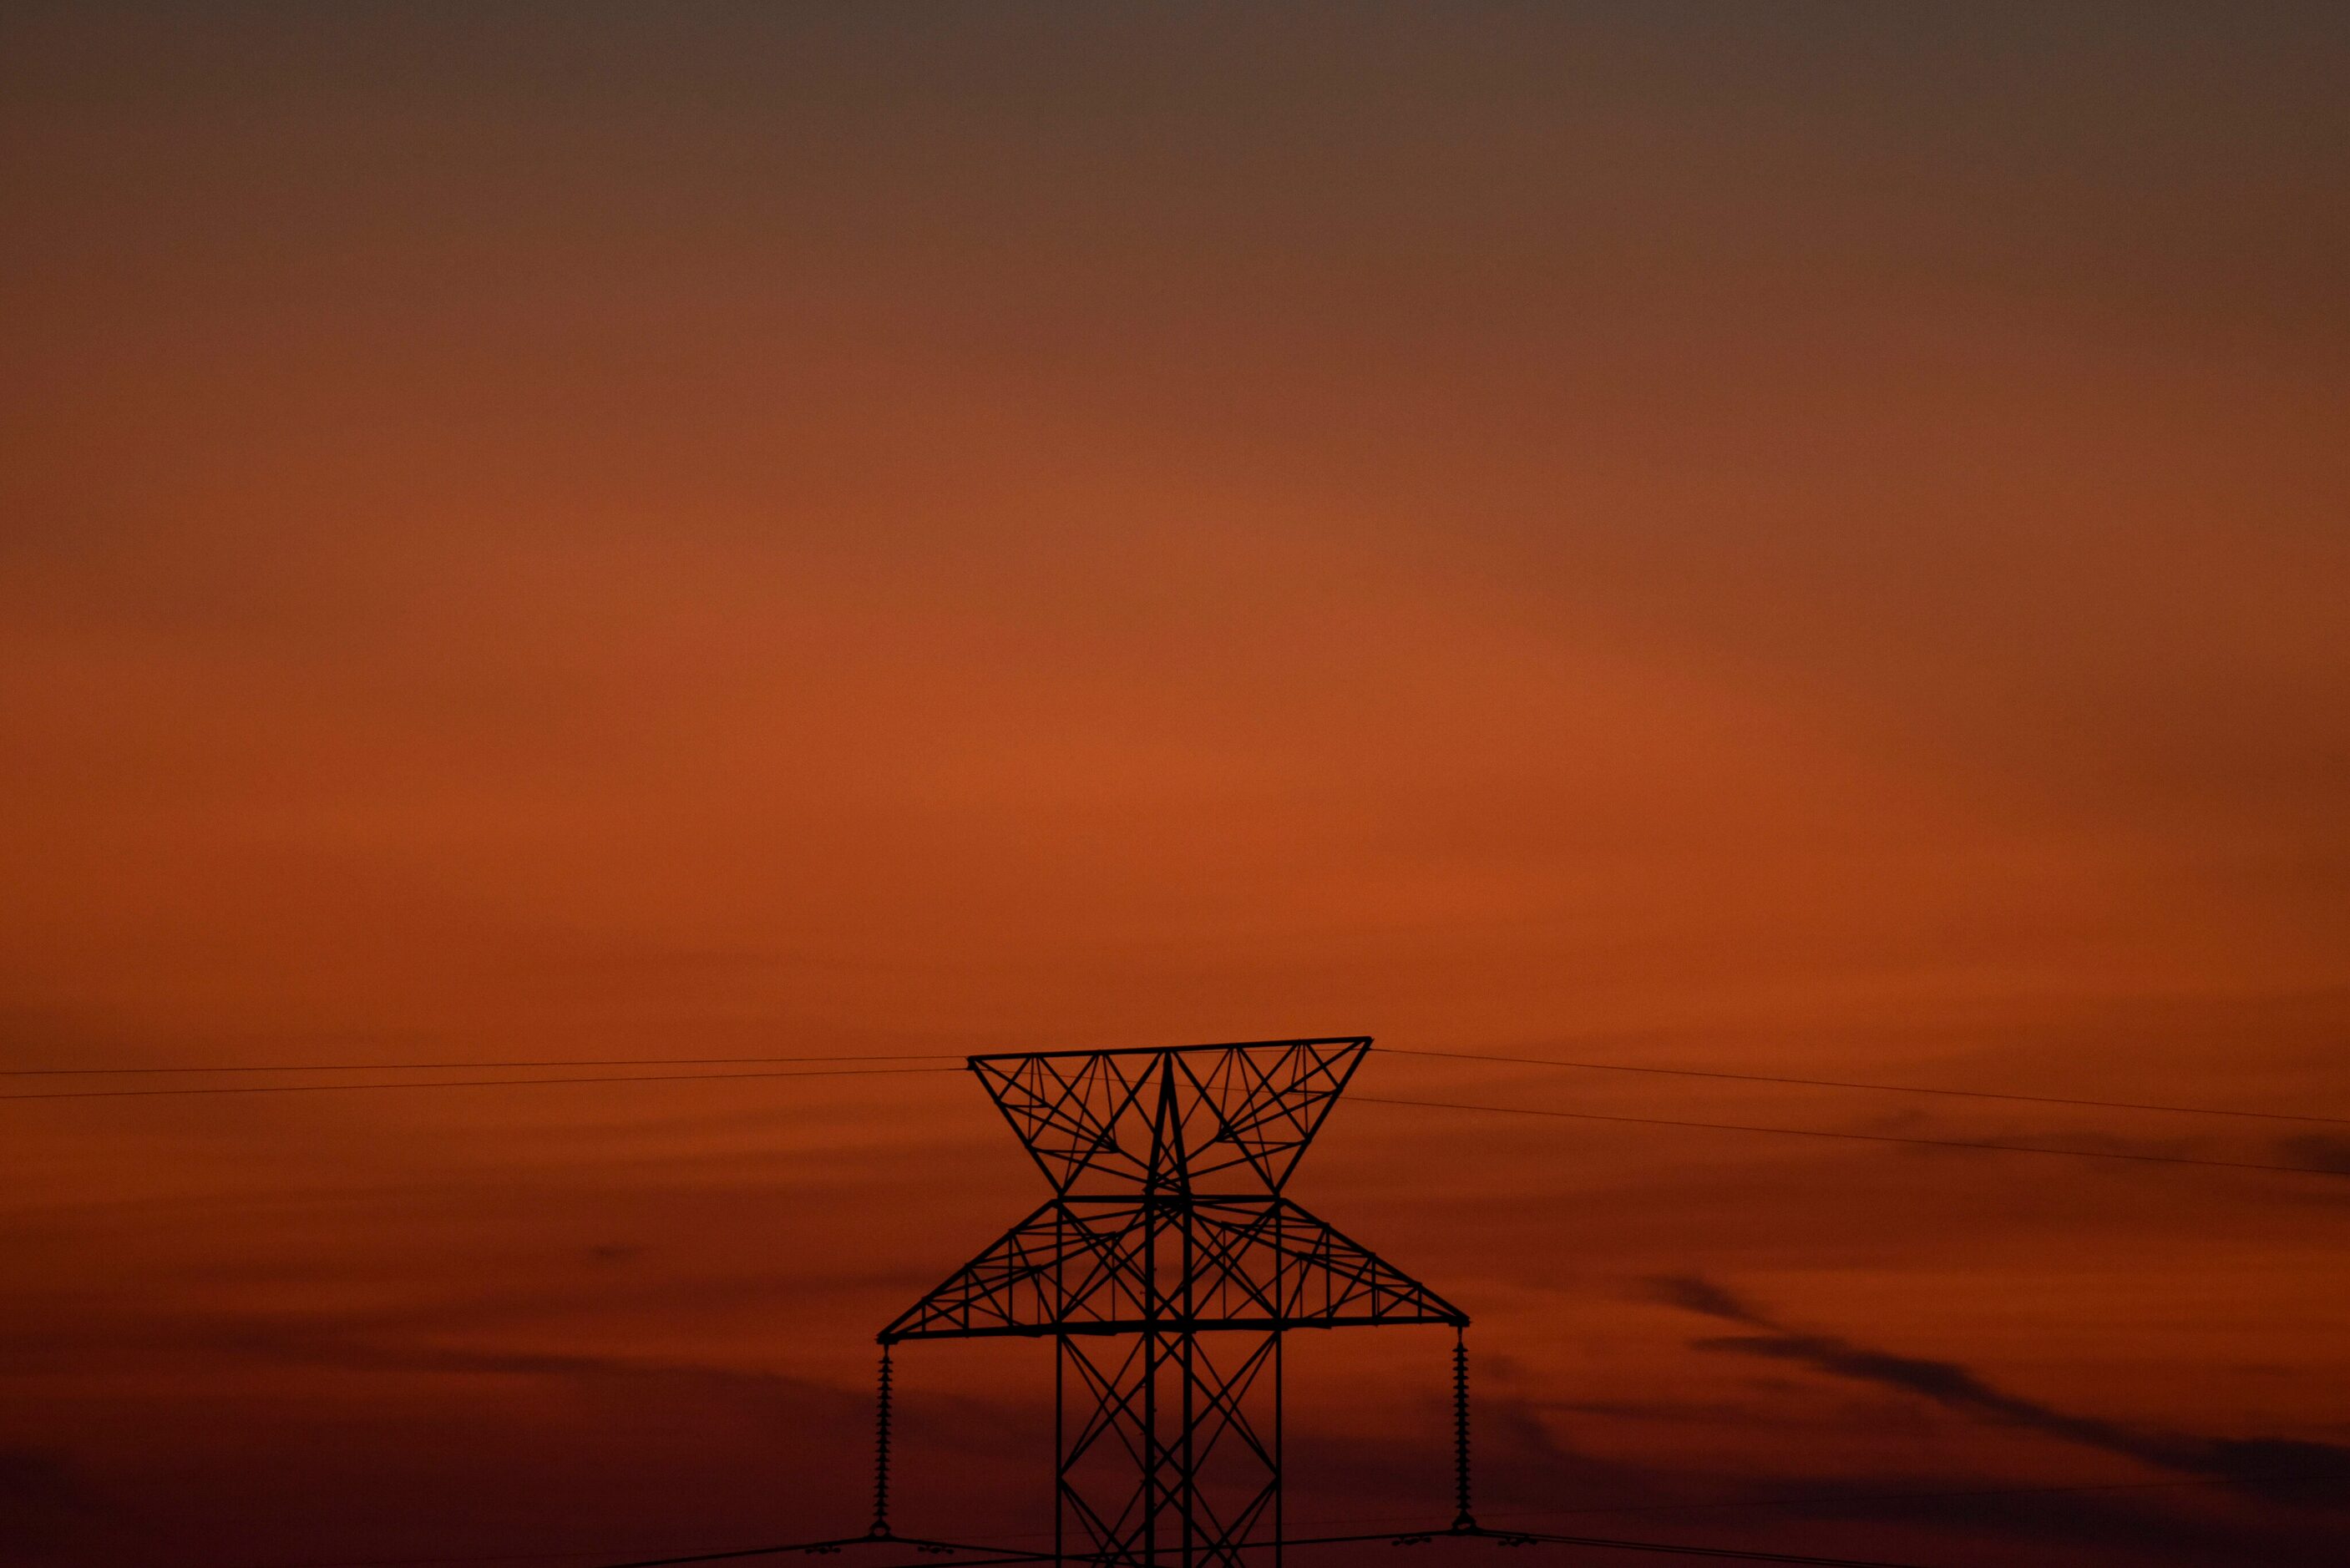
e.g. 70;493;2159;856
968;1035;1372;1196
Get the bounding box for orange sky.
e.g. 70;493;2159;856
3;6;2347;1566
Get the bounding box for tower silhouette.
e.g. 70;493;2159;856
597;1039;1930;1568
880;1037;1467;1568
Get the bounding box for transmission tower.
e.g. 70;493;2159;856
879;1037;1469;1568
595;1038;1934;1568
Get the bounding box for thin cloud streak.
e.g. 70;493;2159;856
1651;1275;2350;1507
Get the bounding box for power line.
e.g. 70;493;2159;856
15;1044;2339;1134
1486;1470;2338;1527
597;1538;1053;1568
1355;1095;2350;1178
1275;1528;1935;1566
1376;1046;2350;1130
1388;1528;1933;1565
0;1053;966;1078
10;1055;2342;1183
240;1551;634;1568
586;1530;1938;1568
1268;1468;2342;1531
231;1469;2338;1568
0;1065;965;1103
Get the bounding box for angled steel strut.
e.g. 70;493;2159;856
879;1037;1468;1568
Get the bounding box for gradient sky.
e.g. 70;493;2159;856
3;5;2347;1566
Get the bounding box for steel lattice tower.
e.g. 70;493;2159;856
879;1037;1467;1568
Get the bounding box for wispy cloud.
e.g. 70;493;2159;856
1642;1274;1772;1328
1650;1274;2350;1507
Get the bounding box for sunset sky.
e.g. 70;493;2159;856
3;5;2347;1566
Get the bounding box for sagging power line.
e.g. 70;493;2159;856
10;1043;2337;1130
1353;1095;2350;1178
0;1052;968;1078
1379;1046;2350;1129
0;1065;964;1102
9;1041;2346;1181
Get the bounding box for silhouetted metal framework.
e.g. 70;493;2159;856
880;1038;1467;1568
590;1040;1942;1568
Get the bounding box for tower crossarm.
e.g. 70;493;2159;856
879;1195;1465;1343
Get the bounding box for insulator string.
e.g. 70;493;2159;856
1452;1328;1475;1530
872;1345;895;1537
